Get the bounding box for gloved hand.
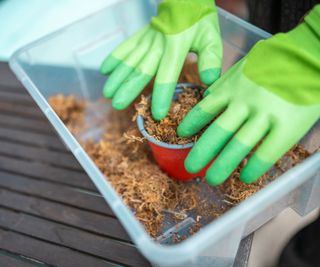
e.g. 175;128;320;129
100;0;222;120
177;5;320;185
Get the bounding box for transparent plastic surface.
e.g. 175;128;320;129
10;1;320;266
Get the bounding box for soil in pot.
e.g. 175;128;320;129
135;86;205;145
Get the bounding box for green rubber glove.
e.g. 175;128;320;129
100;0;222;120
177;5;320;185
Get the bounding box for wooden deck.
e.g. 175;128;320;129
0;62;252;267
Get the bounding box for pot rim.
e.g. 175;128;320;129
136;83;203;150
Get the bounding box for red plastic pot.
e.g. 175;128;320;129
136;83;214;181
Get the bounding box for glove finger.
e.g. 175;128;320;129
204;59;243;97
177;90;228;137
112;34;163;110
198;42;222;86
240;128;299;184
103;30;156;99
206;116;270;186
192;13;222;85
184;102;249;174
151;40;190;120
100;25;151;75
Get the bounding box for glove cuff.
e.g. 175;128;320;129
166;0;214;6
287;4;320;58
305;4;320;40
151;0;217;34
243;4;320;106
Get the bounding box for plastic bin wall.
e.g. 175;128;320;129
9;1;320;266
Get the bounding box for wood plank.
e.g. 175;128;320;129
0;208;149;267
0;171;111;216
0;139;82;171
0;100;45;119
0;229;118;267
0;91;34;106
0;64;22;88
0;155;96;191
0;84;26;94
234;235;253;267
0;114;54;135
0;126;67;151
0;189;130;242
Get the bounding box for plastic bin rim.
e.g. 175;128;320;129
12;1;315;265
9;66;319;264
8;4;272;65
134;152;320;264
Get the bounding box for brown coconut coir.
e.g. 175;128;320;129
134;87;205;144
48;62;310;238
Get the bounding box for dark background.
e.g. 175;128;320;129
216;0;320;33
